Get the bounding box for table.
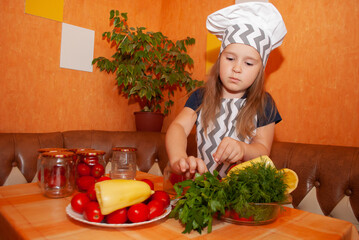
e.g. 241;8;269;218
0;172;358;240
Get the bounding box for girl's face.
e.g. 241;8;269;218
219;43;262;98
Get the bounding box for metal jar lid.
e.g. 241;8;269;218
112;147;137;152
38;148;68;153
67;148;94;153
42;151;75;158
76;149;106;156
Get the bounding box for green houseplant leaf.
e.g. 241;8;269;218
93;10;203;115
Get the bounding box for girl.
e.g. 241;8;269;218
166;2;287;179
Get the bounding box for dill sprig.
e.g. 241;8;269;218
225;161;287;204
224;161;287;220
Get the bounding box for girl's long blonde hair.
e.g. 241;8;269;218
198;58;275;140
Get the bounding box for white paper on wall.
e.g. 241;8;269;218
60;23;95;72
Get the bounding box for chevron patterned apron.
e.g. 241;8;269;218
196;98;257;178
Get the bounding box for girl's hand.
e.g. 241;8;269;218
171;156;208;179
213;137;245;164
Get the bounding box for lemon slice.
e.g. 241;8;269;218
280;168;299;193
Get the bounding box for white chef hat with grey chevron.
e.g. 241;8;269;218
206;2;287;66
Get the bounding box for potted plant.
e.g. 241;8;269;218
92;10;203;132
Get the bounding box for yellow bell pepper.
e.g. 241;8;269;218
95;179;153;215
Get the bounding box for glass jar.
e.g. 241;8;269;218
110;147;137;180
163;163;186;196
39;151;75;198
36;148;68;185
75;150;106;192
67;148;94;154
67;148;94;167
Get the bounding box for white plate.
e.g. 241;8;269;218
66;203;172;228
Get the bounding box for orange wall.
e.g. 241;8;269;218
158;0;234;131
0;0;163;132
266;1;359;147
1;0;358;147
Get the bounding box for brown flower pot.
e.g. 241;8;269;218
134;112;164;132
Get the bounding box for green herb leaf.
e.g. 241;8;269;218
92;10;203;115
169;161;288;234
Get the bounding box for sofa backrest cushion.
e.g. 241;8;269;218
270;141;359;223
0;132;64;185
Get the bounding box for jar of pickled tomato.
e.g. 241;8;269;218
75;150;106;192
39;151;75;198
36;148;68;185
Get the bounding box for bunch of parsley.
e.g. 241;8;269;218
169;161;288;234
169;171;226;234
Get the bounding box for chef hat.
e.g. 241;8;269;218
206;2;287;66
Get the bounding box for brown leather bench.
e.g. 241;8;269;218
0;130;358;230
0;131;168;185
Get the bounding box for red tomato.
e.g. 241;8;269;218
127;203;150;223
147;199;165;220
231;210;241;220
37;170;41;181
37;168;50;182
77;163;91;176
237;216;254;222
87;184;97;201
71;193;90;214
90;163;105;178
52;165;66;176
105;208;127;224
83;156;99;166
140;179;154;190
47;174;66;188
151;190;170;208
223;209;231;218
95;176;111;182
230;210;254;221
76;176;96;191
47;164;67;187
83;201;104;223
169;173;185;185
